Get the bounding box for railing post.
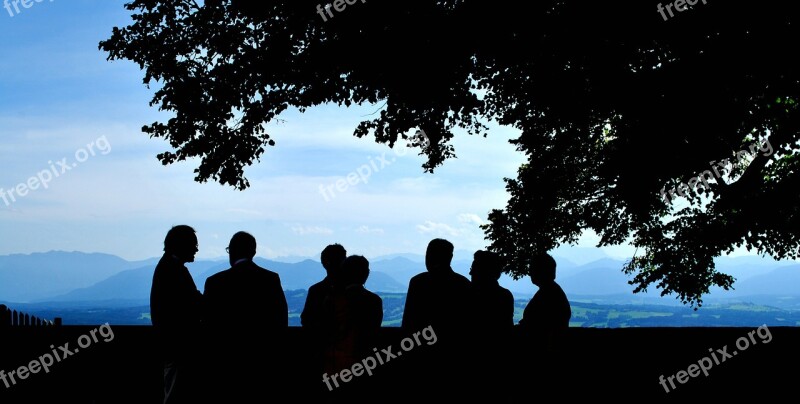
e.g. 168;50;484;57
0;304;9;329
2;307;59;328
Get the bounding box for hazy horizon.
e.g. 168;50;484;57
1;245;792;265
2;247;797;306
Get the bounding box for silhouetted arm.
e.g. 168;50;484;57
402;277;420;330
300;290;312;327
272;274;289;328
365;293;384;353
202;277;220;329
151;258;203;359
373;295;384;329
517;297;534;329
300;284;320;328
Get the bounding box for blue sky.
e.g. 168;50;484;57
0;0;743;264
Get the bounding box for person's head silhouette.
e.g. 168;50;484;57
321;243;347;274
529;253;556;287
425;238;454;273
227;231;257;266
470;250;503;285
164;225;198;264
341;255;370;287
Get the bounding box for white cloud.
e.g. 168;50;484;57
260;246;320;260
457;213;485;226
416;221;462;237
356;226;384;235
290;225;334;236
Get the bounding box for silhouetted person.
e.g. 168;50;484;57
518;252;571;349
401;238;471;399
469;250;515;331
302;243;347;330
402;238;471;333
150;225;202;404
301;243;346;394
203;231;289;401
468;250;514;399
517;252;571;395
321;255;383;378
323;255;383;403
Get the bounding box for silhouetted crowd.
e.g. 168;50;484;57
150;225;571;403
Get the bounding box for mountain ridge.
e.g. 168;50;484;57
1;250;797;306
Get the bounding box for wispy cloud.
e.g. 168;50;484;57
457;213;485;226
356;225;384;235
416;221;462;237
291;225;334;236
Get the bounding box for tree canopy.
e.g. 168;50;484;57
100;0;800;307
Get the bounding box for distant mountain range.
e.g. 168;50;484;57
0;251;158;302
0;249;798;310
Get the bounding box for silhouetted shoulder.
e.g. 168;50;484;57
367;288;382;300
307;278;330;294
409;271;432;284
520;281;571;331
501;286;514;301
362;288;383;306
203;268;230;287
445;270;471;294
346;287;382;315
257;264;281;280
452;271;470;285
241;260;281;279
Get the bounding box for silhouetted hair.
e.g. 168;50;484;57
229;231;257;259
342;255;370;286
531;253;557;281
321;243;347;272
473;250;503;280
163;225;196;253
426;238;454;268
